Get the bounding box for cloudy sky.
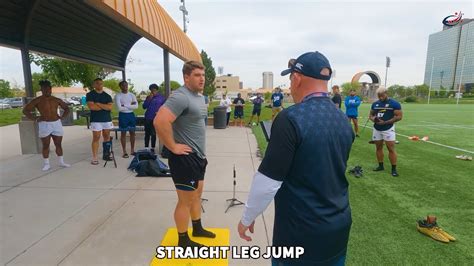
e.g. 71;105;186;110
0;0;472;91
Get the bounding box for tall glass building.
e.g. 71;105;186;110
424;20;474;92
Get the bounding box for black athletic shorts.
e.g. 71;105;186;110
168;152;208;191
252;108;261;116
234;109;244;119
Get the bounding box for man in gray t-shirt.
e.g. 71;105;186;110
155;61;215;248
163;86;207;159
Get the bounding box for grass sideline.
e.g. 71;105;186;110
1;96;472;127
250;102;474;264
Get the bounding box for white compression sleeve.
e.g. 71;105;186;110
241;171;283;226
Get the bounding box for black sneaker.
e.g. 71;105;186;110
373;166;384;171
356;134;360;138
349;165;364;178
391;170;399;177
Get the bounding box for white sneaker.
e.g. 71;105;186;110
42;164;51;171
59;162;71;168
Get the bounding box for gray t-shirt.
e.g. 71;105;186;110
163;86;207;158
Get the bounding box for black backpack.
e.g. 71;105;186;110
135;159;172;177
128;149;171;177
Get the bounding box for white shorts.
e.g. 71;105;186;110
372;125;396;141
38;120;64;138
90;122;114;132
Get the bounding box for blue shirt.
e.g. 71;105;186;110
271;92;284;107
259;96;354;264
344;95;361;117
371;98;402;131
86;90;113;122
143;93;166;121
81;95;87;106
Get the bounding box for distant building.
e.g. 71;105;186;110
424;19;474;92
214;74;241;98
262;72;273;89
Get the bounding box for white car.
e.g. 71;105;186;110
5;98;23;108
64;98;81;106
0;99;12;109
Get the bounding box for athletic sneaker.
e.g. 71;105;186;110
373;166;384;171
417;216;455;243
391;169;399;177
417;221;449;243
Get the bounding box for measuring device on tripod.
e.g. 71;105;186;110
225;164;244;213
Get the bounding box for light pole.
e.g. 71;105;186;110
179;0;189;33
440;70;444;89
384;56;390;88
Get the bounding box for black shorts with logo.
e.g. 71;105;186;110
168;152;208;191
252;108;261;116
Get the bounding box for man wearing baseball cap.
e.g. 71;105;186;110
238;52;354;265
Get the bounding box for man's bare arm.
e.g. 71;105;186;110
96;102;113;111
369;110;377;122
385;110;403;124
154;107;192;155
22;98;39;121
87;101;101;111
57;98;70;118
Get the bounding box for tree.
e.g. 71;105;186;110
11;88;25;97
31;72;51;95
0;79;13;98
387;84;405;98
104;78;138;97
158;80;181;95
200;50;216;97
341;82;360;96
264;92;272;101
103;78;121;93
30;54;115;89
414;84;429;97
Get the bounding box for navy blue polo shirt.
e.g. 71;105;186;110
371;98;402;131
259;96;354;265
86;90;113;122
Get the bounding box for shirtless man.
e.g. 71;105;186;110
23;80;71;171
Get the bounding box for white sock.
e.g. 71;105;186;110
42;158;50;171
58;156;70;167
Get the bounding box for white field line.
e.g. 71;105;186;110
361;125;474;154
420;121;474;130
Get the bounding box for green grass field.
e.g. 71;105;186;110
1;99;473;263
247;102;474;265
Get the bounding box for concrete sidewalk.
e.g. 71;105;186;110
0;124;273;266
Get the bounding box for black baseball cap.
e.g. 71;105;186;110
281;51;332;80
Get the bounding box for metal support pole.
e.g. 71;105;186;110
384;66;388;88
122;70;126;81
21;48;33;98
457;56;465;105
428;57;434;105
163;50;171;98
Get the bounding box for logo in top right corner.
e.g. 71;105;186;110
442;11;464;27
